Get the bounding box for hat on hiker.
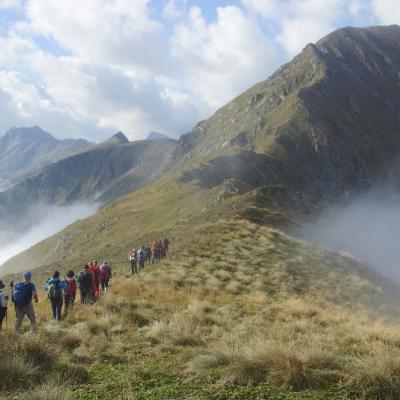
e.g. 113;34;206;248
23;271;32;280
0;280;5;289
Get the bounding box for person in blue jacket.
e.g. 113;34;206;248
45;271;67;321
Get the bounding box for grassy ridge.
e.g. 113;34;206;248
2;220;400;399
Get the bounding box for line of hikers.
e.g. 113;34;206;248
0;261;112;333
128;238;170;274
0;238;172;332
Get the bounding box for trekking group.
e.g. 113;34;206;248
0;260;112;333
128;238;169;274
0;237;171;333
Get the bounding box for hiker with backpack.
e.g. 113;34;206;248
100;261;112;293
0;280;8;331
77;264;93;304
45;271;68;321
13;272;38;333
64;270;77;316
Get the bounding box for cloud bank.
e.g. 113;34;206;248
303;190;400;282
0;203;99;274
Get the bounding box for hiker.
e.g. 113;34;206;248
93;261;101;300
129;248;138;274
13;272;38;333
145;245;152;266
77;265;93;304
88;261;96;300
64;270;77;316
0;280;8;331
162;238;170;258
100;261;112;293
151;241;158;264
158;240;163;260
138;246;146;270
45;271;68;321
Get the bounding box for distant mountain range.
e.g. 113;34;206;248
0;126;93;190
0;131;176;230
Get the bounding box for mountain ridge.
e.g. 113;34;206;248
0;125;93;190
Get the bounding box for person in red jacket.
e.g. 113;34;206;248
93;261;101;300
64;270;77;316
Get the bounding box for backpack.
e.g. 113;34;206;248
13;282;31;307
48;281;61;301
0;291;7;308
65;279;77;297
77;270;92;289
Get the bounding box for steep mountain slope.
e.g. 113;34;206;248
176;25;400;203
0;126;92;189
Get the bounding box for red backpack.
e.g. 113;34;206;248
65;279;77;297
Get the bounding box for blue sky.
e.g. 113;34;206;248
0;0;397;141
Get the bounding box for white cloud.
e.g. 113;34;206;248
171;5;278;108
0;0;21;9
242;0;374;55
371;0;400;25
26;0;166;73
162;0;187;21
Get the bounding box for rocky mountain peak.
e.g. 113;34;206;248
102;131;130;145
4;126;57;144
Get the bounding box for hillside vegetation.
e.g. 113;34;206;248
2;221;400;399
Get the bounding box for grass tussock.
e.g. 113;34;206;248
57;363;91;385
0;353;40;391
190;342;342;389
28;383;73;400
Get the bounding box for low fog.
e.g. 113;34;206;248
303;189;400;282
0;203;98;274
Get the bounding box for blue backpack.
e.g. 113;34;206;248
13;282;31;307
